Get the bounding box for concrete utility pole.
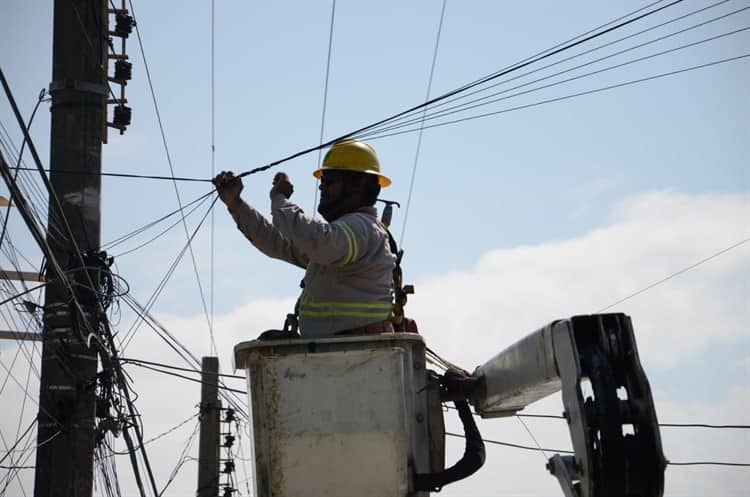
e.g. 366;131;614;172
33;1;107;496
197;356;222;497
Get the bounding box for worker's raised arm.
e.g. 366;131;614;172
263;173;350;266
214;171;309;269
270;196;356;266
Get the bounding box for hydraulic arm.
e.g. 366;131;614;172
470;313;665;497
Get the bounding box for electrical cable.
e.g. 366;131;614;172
597;235;750;312
312;0;337;214
660;423;750;429
0;282;47;308
0;89;47;251
0;419;35;467
102;412;200;456
127;0;218;357
118;293;249;420
360;7;750;139
210;0;217;346
516;415;549;461
0;354;64;429
123;361;247;395
362;53;750;142
400;0;447;247
362;0;732;136
119;196;220;352
229;0;687;180
119;357;245;379
667;461;750;467
7;167;212;183
444;406;750;430
112;192;214;257
445;431;574;454
158;418;200;496
0;70;110;346
102;190;213;251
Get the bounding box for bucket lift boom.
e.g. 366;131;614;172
467;313;665;497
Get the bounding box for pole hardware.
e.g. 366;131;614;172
110;60;132;85
106;2;134;137
111;14;135;38
49;80;109;96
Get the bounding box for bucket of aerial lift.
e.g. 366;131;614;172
234;333;445;497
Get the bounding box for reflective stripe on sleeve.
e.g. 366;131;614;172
334;221;358;266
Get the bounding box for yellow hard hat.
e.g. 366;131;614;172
313;139;392;187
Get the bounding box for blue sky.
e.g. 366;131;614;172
1;1;748;496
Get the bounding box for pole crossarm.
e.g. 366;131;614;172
0;330;43;342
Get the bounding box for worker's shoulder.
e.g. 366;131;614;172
336;209;386;235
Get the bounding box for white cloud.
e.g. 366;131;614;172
412;191;750;370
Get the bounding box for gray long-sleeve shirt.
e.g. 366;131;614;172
230;194;396;337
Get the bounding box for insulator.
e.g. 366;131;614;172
114;14;135;38
222;461;235;474
224;409;235;423
223;435;235;448
114;60;132;82
113;105;132;128
222;487;235;497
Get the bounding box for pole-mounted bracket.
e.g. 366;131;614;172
49;79;109;96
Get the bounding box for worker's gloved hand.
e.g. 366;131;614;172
271;172;294;199
213;171;243;211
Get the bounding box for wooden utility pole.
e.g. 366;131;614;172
197;356;222;497
33;1;107;496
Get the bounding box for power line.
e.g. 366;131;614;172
0;89;47;252
159;419;200;496
232;0;687;180
127;0;218;357
122;360;247;395
0;69;115;348
446;406;750;429
112;192;214;258
661;423;750;429
668;461;750;467
445;431;574;454
8;167;212;182
312;0;337;214
0;419;35;467
119;196;220;352
363;53;750;141
597;235;750;312
360;7;750;139
119;357;245;379
363;0;733;136
102;412;200;456
210;0;217;351
400;0;447;247
102;190;214;252
447;431;750;467
118;293;249;421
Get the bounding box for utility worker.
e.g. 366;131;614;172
213;139;396;338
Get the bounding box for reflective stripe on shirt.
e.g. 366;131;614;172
334;220;358;266
298;295;391;320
